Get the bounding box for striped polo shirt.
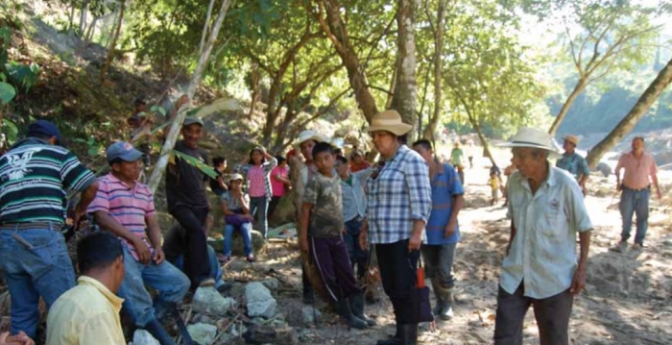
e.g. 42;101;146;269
88;173;156;261
0;138;95;225
425;162;464;245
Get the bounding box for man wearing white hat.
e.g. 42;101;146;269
556;134;590;194
495;127;593;345
289;130;327;303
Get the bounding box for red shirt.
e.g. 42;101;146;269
350;161;371;173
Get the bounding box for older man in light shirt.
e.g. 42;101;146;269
495;128;592;345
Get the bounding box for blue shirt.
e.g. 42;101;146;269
340;169;373;222
366;145;432;244
426;163;464;245
556;152;590;179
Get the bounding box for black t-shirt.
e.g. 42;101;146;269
209;169;226;196
166;140;209;211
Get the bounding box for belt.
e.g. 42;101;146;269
622;185;650;192
0;222;63;231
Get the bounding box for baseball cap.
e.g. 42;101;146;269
106;142;143;163
27;120;62;145
183;117;204;126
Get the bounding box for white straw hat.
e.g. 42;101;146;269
366;110;413;136
294;130;328;148
498;127;561;155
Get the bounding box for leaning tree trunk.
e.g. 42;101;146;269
423;0;446;141
468;115;496;167
548;77;587;136
586;57;672;168
391;0;418;141
99;0;125;83
147;0;233;193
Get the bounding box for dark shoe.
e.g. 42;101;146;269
216;283;232;295
376;324;402;345
401;324;418;345
246;255;257;262
144;318;176;345
349;293;376;326
338;298;368;330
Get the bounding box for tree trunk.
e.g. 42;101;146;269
78;0;89;35
468;115;496;167
99;0;125;83
417;61;431;139
147;0;233;192
312;0;379;122
199;0;216;56
68;3;76;33
423;0;446;141
548;77;587;136
586;57;672;168
248;62;261;118
391;0;418;141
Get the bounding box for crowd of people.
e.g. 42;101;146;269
0;100;663;345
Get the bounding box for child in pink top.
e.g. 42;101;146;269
269;156;290;218
234;146;277;238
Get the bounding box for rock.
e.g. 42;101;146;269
243;325;298;345
229;282;246;299
301;306;322;325
246;282;277;319
132;330;160;345
187;323;218;345
208;230;265;256
193;286;236;316
261;278;280;290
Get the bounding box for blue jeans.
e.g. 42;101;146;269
249;196;268;238
173;245;224;290
223;223;253;257
117;246;190;327
0;228;75;339
619;188;650;245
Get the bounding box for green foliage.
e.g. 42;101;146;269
0;81;15;104
73;136;104;156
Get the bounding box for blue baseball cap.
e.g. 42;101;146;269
106;141;143;163
27;120;62;145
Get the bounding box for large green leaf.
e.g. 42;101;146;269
172;149;218;179
0;82;16;104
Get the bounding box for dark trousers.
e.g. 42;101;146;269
376;239;420;325
494;283;573;345
310;236;362;302
170;206;211;288
268;196;282;219
344;218;368;280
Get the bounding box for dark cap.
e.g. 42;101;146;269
106;141;143;163
183;117;204;127
27;120;62;145
134;96;147;106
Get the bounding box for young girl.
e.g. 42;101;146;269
268;155;290;219
221;174;255;262
235;146;277;238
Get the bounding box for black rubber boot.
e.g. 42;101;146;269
349;293;376;326
401;324;418;345
338;298;368;330
376;323;402;345
431;277;444;316
144;318;176;345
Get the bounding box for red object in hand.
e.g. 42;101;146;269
416;267;426;288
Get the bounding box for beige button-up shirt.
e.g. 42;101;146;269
502;166;593;299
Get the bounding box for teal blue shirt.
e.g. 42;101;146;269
426;163;464;245
556;152;590;179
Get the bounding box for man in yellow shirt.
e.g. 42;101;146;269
47;232;126;345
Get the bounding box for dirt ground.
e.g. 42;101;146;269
226;149;672;345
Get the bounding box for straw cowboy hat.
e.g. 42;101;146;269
498;127;561;155
294;130;327;148
366;110;413;136
563;134;580;146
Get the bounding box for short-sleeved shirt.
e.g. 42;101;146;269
556;152;590;179
87;174;156;261
366;145;432;244
426;163;464;245
271;166;289;197
488;177;499;190
235;158;278;200
0;138;96;225
341;169;373;222
451;148;464;167
166;141;209;211
303;172;343;238
502;166;593;299
47;276;126;345
221;191;250;213
616;151;657;190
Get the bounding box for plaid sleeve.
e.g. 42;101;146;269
303;176;319;205
404;153;432;223
87;178;110;214
234;164;250;174
264;156;278;174
60;152;96;192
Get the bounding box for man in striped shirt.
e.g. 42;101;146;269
0;120;98;340
88;142;189;345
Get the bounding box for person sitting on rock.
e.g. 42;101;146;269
47;232;126;345
234;146;277;239
88;142;190;345
300;142;372;330
220;173;255;263
210;156;229;197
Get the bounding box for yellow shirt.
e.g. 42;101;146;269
47;276;125;345
488;177;499;190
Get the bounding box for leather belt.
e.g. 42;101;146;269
0;222;63;231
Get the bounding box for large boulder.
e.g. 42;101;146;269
245;282;277;319
187;323;218;345
132;330;160;345
192;287;236;316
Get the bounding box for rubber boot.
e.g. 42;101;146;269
144;318;176;345
401;324;418;345
436;284;455;321
338;298;368;330
430;277;444;316
349;293;377;326
376;323;402;345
